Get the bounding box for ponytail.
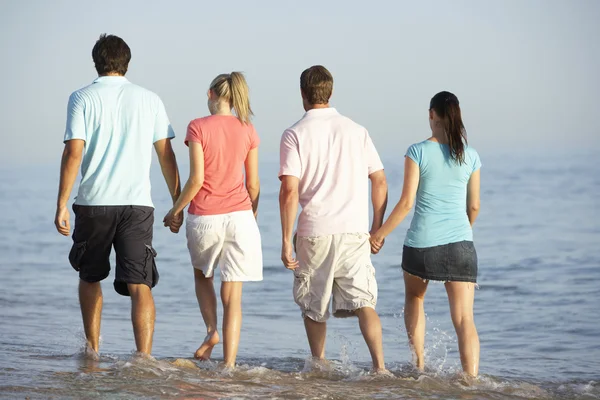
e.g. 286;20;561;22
209;72;253;124
430;91;467;164
229;72;253;124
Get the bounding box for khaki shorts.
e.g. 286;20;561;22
293;233;377;322
186;210;263;282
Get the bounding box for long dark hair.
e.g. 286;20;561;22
429;91;467;164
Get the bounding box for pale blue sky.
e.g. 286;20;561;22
1;0;598;166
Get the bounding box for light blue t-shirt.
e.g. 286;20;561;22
404;140;482;248
64;76;175;207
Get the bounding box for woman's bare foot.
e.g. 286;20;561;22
194;331;220;360
371;368;394;377
84;344;100;361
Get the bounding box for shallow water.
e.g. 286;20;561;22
0;151;599;399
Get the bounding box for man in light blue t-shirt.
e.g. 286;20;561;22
54;34;181;358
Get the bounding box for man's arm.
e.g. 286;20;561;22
55;140;84;236
154;138;181;204
279;175;299;269
369;169;388;233
244;148;260;217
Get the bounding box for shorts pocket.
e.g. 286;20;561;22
293;269;311;310
68;241;87;271
366;265;377;303
144;244;159;288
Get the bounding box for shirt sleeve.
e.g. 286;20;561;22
249;124;260;149
405;143;421;166
278;129;301;179
185;121;202;147
64;92;86;142
153;97;175;143
366;132;384;174
472;150;482;172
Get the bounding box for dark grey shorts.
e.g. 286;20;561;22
69;205;159;296
402;241;478;283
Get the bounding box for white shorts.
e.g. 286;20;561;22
186;210;263;282
293;233;377;322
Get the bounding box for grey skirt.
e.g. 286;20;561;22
402;241;478;283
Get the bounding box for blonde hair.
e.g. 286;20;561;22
209;72;253;124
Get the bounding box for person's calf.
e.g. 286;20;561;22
79;280;103;353
356;307;386;371
303;317;327;359
128;283;156;355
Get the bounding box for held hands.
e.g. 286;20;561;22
163;208;184;233
55;206;71;236
369;230;385;254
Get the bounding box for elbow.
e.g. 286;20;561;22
398;196;414;211
468;202;480;213
279;188;298;205
63;149;82;164
246;179;260;193
188;176;204;189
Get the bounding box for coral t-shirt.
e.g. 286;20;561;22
185;115;259;216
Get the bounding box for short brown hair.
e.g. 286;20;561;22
300;65;333;105
92;34;131;76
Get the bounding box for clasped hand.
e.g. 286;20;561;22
163;209;184;233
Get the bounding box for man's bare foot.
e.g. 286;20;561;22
83;344;100;361
194;331;220;360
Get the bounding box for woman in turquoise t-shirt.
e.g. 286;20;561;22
371;91;481;377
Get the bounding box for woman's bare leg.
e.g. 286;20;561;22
221;281;243;368
403;271;429;371
445;281;479;377
193;269;220;360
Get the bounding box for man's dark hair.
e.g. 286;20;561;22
92;34;131;76
300;65;333;105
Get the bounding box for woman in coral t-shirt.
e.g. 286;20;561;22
164;72;262;368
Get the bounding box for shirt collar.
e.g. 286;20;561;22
304;107;338;117
93;75;129;84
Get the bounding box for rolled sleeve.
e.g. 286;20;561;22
366;133;384;174
250;125;260;149
279;129;301;178
153;97;175;143
405;144;421;166
185;120;202;147
472;151;482;172
64;92;86;142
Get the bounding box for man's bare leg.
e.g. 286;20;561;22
221;281;243;368
79;280;102;358
356;307;386;371
304;317;327;359
128;283;155;355
193;269;219;360
403;271;429;371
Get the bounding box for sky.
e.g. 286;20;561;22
1;0;599;166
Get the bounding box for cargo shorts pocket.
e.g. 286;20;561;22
293;270;311;310
68;241;87;271
144;244;160;289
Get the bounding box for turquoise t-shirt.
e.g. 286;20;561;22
404;140;482;248
64;76;175;207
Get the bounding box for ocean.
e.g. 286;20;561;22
0;151;598;399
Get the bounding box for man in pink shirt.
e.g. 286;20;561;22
279;65;389;372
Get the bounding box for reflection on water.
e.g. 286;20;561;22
0;152;599;399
